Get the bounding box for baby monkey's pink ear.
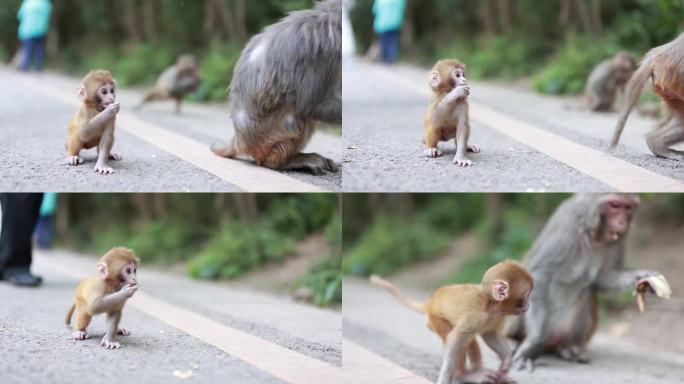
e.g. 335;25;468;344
428;71;441;88
77;85;87;101
96;262;108;279
492;280;510;301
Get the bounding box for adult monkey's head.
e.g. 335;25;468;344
585;194;639;243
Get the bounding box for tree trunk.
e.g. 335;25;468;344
203;0;218;38
232;194;259;222
400;0;415;51
590;0;603;35
126;0;144;43
478;0;498;37
559;0;572;27
214;0;239;41
144;0;160;43
573;0;594;36
486;194;504;246
498;0;515;35
234;0;248;42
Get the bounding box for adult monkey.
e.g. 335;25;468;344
507;194;660;370
211;0;341;175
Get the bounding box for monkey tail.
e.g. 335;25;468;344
65;303;76;326
609;54;654;149
369;275;425;313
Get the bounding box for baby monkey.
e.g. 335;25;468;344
66;70;121;175
424;59;480;167
65;247;139;349
371;260;533;384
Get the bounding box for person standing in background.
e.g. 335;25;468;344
372;0;406;64
17;0;52;72
0;194;43;287
34;192;57;249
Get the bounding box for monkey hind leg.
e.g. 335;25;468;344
73;311;92;340
646;118;684;160
273;152;338;175
211;137;240;159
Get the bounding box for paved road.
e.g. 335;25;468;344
0;67;342;192
0;250;341;384
342;58;684;192
342;278;684;384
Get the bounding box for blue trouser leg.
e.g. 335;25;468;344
33;37;46;71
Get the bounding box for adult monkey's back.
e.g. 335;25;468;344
212;0;341;175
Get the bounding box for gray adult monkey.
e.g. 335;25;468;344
507;194;660;370
212;0;341;175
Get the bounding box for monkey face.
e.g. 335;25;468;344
96;83;116;110
450;68;467;88
603;198;637;240
119;262;138;287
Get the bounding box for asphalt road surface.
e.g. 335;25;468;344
0;250;342;384
342;58;684;192
342;278;684;384
0;67;341;192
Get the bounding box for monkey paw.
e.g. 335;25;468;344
108;151;123;161
453;156;473;167
467;144;481;153
66;156;84;166
94;164;114;175
72;331;89;340
425;148;442;158
459;369;499;383
512;356;535;372
101;337;121;349
117;328;131;336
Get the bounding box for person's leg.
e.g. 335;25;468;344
386;29;400;64
34;214;54;249
379;32;390;63
0;193;43;286
33;37;46;71
19;39;33;71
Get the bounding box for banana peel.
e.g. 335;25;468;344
634;274;672;313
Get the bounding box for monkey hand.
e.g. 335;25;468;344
120;284;138;299
511;353;535;372
105;102;120;115
452;84;470;100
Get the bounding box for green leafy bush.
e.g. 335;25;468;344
188;221;295;280
532;36;622;95
195;42;242;101
342;216;451;276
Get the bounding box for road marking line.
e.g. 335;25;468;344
38;255;344;384
12;71;325;193
373;66;684;192
343;338;432;384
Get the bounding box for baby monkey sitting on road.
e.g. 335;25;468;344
424;59;480;167
371;260;533;384
65;247;139;349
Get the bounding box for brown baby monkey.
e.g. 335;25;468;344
371;260;533;384
65;247;139;349
66;70;121;175
424;59;480;167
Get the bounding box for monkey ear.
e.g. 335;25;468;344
96;262;108;279
428;71;441;88
77;85;87;101
492;280;509;301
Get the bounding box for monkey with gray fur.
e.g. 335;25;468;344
211;0;341;175
585;52;636;112
610;33;684;159
136;54;200;114
507;194;661;371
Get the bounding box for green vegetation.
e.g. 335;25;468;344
0;1;316;101
55;193;340;306
350;0;684;95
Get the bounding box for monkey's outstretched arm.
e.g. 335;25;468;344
431;85;469;124
79;104;119;142
88;285;137;314
596;269;659;291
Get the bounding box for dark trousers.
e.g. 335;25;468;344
0;194;43;273
379;29;400;64
35;214;55;249
20;36;46;71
